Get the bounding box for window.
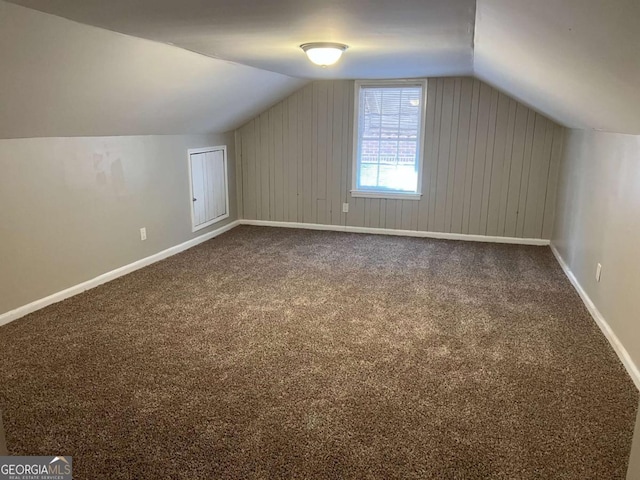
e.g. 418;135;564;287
352;80;427;199
188;146;229;232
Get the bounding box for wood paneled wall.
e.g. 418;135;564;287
235;78;564;239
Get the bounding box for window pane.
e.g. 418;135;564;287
356;85;422;194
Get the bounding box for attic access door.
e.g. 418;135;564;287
188;146;229;232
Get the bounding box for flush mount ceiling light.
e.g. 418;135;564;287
300;42;348;67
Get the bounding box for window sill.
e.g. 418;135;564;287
350;190;422;201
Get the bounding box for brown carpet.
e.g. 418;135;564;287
0;226;637;479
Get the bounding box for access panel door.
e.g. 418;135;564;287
189;146;229;231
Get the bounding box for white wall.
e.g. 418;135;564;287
0;134;237;316
552;129;640;376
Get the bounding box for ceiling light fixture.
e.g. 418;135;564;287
300;42;348;67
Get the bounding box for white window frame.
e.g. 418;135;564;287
351;79;427;200
187;145;230;232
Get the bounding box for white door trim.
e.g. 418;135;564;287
188;145;230;232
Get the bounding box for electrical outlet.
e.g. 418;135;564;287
596;263;602;282
140;227;147;241
342;203;349;213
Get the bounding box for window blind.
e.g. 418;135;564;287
356;84;423;193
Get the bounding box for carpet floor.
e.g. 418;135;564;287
0;226;637;479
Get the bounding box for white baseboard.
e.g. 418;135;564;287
0;220;241;328
6;218;636;391
0;218;556;329
550;244;640;391
239;220;550;246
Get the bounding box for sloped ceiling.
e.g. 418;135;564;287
0;1;305;138
474;0;640;134
3;0;476;79
3;0;639;138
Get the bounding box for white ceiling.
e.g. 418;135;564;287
474;0;640;134
3;0;639;136
0;1;305;138
4;0;477;79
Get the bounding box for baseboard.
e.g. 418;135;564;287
0;220;241;328
0;218;555;329
550;244;640;391
6;218;634;390
239;220;550;246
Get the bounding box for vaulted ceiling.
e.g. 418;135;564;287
2;0;639;138
3;0;477;79
474;0;640;135
0;1;305;138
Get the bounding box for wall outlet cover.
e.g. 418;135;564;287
342;203;349;213
140;227;147;241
